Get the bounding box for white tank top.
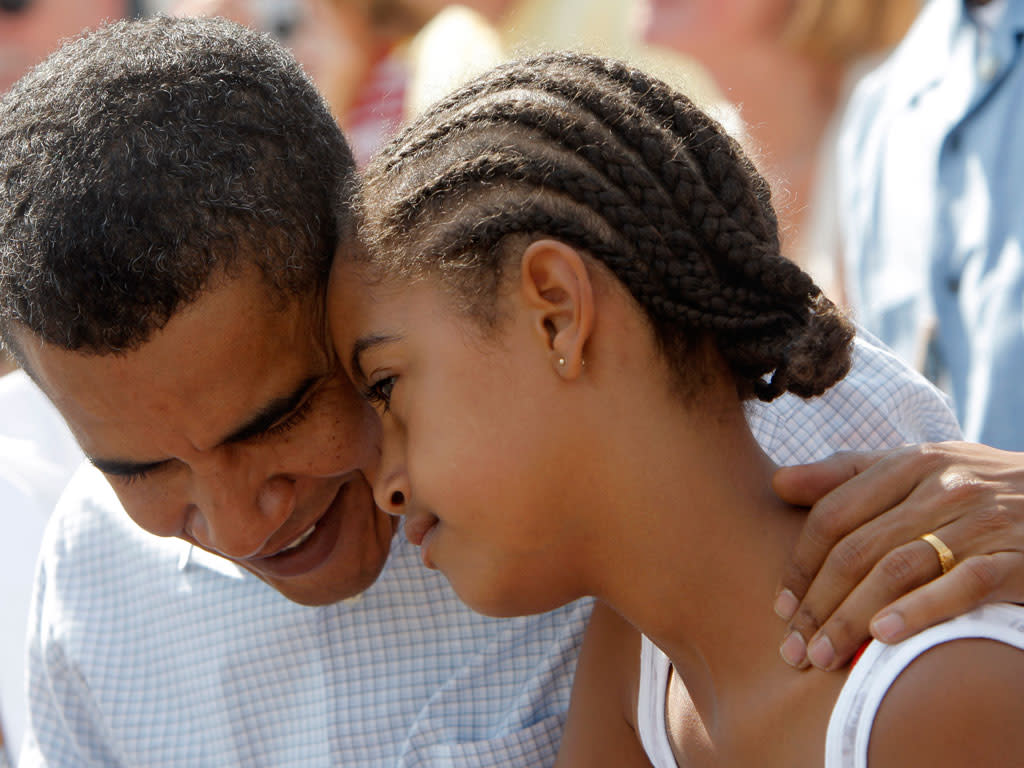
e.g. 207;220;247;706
636;603;1024;768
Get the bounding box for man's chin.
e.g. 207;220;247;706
252;504;399;606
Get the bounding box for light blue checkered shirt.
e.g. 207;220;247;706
20;332;960;767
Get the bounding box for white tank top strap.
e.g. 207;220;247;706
825;602;1024;768
637;634;678;768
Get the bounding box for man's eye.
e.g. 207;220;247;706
363;376;396;413
117;467;156;485
101;462;167;485
264;396;315;438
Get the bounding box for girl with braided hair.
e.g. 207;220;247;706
327;51;1024;767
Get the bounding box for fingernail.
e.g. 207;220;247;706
779;630;807;667
871;612;905;643
807;634;835;670
774;589;798;621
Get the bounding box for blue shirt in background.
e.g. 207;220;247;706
839;0;1024;449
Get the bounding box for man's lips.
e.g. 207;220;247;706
250;475;353;561
243;481;353;578
258;518;323;560
269;521;319;556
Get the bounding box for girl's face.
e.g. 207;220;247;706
327;261;592;617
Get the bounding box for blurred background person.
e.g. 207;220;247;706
837;0;1024;450
635;0;921;293
406;0;723;116
1;2;131;760
168;0;436;165
401;0;920;296
0;0;132;93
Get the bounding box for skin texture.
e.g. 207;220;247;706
773;443;1024;670
867;638;1024;766
16;266;395;606
329;243;598;617
329;239;1024;766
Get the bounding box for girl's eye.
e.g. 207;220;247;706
364;375;396;413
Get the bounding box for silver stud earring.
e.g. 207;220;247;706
558;357;566;367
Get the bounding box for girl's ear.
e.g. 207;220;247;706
519;239;594;379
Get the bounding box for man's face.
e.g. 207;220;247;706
16;267;396;605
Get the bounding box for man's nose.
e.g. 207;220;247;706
185;452;297;559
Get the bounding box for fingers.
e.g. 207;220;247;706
778;442;1024;668
774;441;1024;671
772;449;887;508
774;446;927;621
870;551;1024;643
781;534;952;669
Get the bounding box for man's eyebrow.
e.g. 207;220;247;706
350;334;400;385
87;376;322;475
220;375;322;445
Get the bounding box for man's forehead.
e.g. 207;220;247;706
17;274;330;451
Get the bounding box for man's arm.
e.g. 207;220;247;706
773;442;1024;670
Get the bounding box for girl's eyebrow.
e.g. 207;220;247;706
350;333;401;384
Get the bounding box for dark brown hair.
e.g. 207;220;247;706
359;51;853;401
0;15;354;354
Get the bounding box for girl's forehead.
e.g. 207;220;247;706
328;262;424;338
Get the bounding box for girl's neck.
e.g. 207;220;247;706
582;393;810;726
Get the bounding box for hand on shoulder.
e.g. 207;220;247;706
774;442;1024;669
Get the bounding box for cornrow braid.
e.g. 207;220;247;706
359;51;853;401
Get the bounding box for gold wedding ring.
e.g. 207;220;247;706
920;532;956;575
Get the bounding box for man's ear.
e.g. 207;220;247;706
519;239;594;379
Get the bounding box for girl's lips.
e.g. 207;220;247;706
403;513;439;547
419;522;439;570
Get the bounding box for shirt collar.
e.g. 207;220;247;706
1000;0;1024;44
890;0;1024;104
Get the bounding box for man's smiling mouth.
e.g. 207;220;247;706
278;523;317;554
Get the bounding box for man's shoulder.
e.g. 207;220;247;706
749;330;961;465
36;466;271;632
43;464;179;567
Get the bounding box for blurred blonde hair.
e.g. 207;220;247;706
782;0;922;67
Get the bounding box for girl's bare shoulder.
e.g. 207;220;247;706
868;636;1024;767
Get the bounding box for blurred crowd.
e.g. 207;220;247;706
4;0;1023;764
